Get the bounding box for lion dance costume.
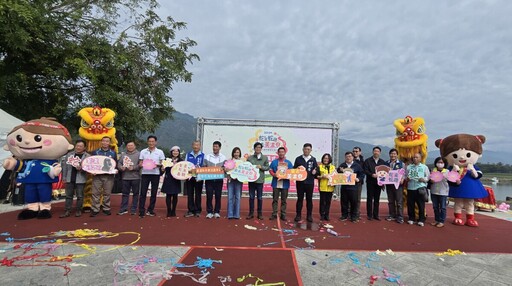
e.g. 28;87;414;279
393;115;428;218
78;106;118;210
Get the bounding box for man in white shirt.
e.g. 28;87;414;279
138;135;165;218
204;141;226;218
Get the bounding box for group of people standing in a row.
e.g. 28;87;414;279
60;136;449;227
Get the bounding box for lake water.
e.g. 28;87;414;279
360;183;512;201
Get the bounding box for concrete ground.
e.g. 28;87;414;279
1;198;511;286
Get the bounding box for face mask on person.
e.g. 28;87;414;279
436;163;445;169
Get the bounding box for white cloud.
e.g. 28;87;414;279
160;0;512;151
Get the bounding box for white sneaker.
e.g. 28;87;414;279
407;220;414;225
417;222;424;227
206;213;214;219
214;213;221;218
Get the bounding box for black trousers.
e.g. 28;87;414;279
139;175;160;214
165;194;178;216
186;178;203;214
366;182;382;218
407;188;426;223
341;188;358;220
296;182;314;217
205;179;223;214
319;191;333;218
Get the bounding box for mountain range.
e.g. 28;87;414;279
150;111;512;165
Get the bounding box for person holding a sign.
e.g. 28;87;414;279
268;147;293;221
90;136;117;217
204;141;226;219
294;143;319;223
60;140;90;218
161;146;183;217
385;149;405;224
317;153;336;221
429;157;449;227
405;153;430;227
226;147;243;219
138;135;165;218
363;146;386;221
117;141;141;216
185;140;205;218
337;151;365;222
246;142;269;220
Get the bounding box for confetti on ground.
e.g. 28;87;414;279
386;249;395;256
0;228;140;276
322;223;334;229
375;250;386;256
435;249;466;257
69;263;87;267
214;247;224;251
237;273;286;286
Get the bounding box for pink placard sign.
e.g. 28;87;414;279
446;170;461;183
376;167;405;188
171;161;195;180
66;155;82;168
81;155;117;174
430;171;445;183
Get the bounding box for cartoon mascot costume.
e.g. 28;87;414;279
2;118;73;220
435;134;487;227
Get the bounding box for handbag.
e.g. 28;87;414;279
418;187;429;202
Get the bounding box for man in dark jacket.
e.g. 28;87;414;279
294;143;319;223
338;151;365;222
363;146;386;221
352;146;364;219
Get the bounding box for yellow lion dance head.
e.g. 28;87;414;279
393;115;428;164
78;106;118;152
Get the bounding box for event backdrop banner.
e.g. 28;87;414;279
197;118;340;192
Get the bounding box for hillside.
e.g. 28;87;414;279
151;111;512;164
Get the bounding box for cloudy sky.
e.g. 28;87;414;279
158;0;511;152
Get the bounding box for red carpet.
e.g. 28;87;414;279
159;247;300;286
1;195;511;253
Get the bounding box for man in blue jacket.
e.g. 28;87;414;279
185;140;205;217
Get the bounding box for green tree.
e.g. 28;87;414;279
0;0;199;141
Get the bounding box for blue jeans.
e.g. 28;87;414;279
227;180;243;218
431;194;447;223
248;182;263;214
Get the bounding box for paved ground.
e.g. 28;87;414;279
1;198;511;286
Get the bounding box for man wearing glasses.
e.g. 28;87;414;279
352;147;365;220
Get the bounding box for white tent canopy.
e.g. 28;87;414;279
0;109;23;173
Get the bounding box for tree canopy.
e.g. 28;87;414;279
0;0;199;142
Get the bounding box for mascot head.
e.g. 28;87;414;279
393;115;428;163
3;117;73;160
435;134;485;168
